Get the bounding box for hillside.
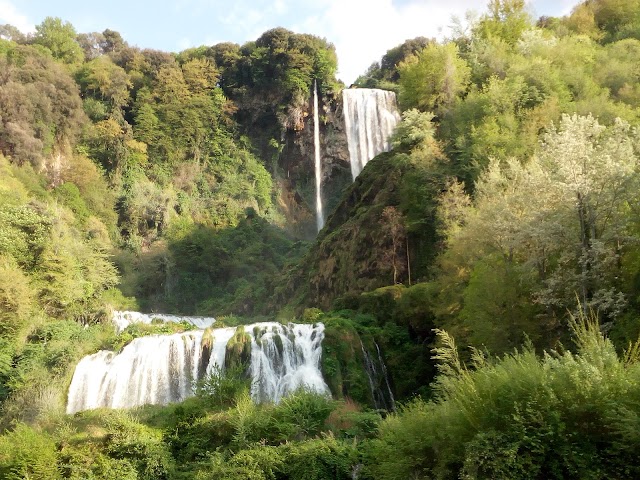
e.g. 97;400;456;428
2;0;640;478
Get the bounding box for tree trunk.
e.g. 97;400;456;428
577;192;590;312
406;237;411;286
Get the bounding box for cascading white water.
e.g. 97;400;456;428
360;339;396;411
66;316;328;414
342;88;401;180
67;331;209;413
112;310;216;333
247;322;328;403
313;80;324;231
374;341;396;411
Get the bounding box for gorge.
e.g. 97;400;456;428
4;3;640;476
64;83;403;416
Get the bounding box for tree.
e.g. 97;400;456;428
101;28;126;53
437;114;639;345
595;38;640;106
592;0;640;42
76;56;132;108
355;37;432;87
381;207;407;285
76;31;106;60
0;46;86;168
0;24;26;43
398;42;471;113
32;17;83;65
474;0;533;45
391;110;438;151
536;114;638;314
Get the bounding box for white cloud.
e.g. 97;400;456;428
529;0;581;17
297;0;486;85
178;37;193;50
215;0;299;45
0;0;35;34
293;0;584;85
274;0;288;15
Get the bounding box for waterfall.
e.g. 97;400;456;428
112;310;216;333
313;80;324;231
360;340;396;411
248;322;327;403
66;315;328;414
342;88;401;180
67;331;208;413
374;341;396;410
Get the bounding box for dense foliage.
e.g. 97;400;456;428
366;315;640;479
0;17;342;317
2;0;640;478
293;0;640;358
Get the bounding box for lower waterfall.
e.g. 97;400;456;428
249;322;327;403
66;319;328;414
360;340;396;412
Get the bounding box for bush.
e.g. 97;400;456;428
272;389;336;440
103;411;174;480
0;423;61;479
278;435;357;480
0;254;34;337
325;399;381;439
196;364;250;408
364;314;640;479
193;447;282;480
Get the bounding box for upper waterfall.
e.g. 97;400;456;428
66;315;328;414
342;88;401;180
313;80;324;231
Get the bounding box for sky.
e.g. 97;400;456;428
1;0;582;84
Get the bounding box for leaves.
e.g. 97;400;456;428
367;318;640;479
398;42;471;113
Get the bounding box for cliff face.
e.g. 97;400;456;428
240;88;352;240
275;152;412;311
282;89;351;238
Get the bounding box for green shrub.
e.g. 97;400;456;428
229;390;274;449
103;411;173;480
193;447;282;480
364;314;640;479
0;423;61;479
325;399;381;439
53;182;91;224
278;435;357;480
196;364;250;408
0;254;34;337
273;389;336;440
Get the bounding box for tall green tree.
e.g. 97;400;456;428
32;17;83;65
435;114;640;351
398;43;471;113
474;0;533;44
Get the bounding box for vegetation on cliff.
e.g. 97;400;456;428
2;0;640;478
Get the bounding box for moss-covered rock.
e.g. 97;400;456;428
225;327;252;373
321;316;372;406
323;283;439;402
275;150;441;313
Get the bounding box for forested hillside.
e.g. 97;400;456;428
2;0;640;478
